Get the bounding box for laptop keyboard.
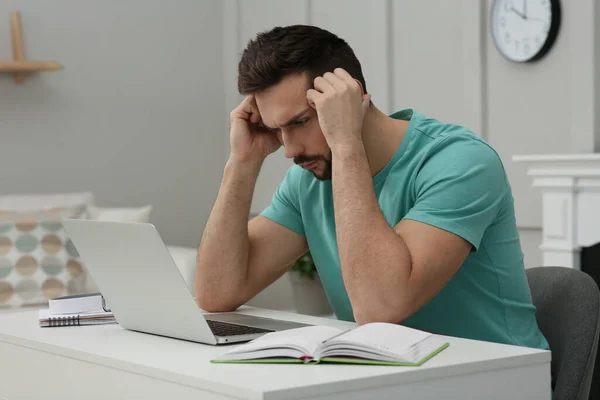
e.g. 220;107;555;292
206;319;274;337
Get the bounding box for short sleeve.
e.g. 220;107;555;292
403;135;508;251
259;166;305;236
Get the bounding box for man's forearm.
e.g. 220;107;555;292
331;143;412;324
195;158;262;310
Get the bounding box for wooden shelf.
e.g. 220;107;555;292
2;11;63;84
0;60;62;72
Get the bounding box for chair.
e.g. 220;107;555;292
526;267;600;400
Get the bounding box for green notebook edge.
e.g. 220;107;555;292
210;342;450;366
321;342;450;366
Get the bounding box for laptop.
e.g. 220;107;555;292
61;218;311;345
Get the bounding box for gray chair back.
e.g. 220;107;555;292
526;266;600;400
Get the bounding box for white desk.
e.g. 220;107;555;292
0;307;551;400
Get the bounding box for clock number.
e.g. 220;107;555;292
500;16;506;28
515;40;520;52
504;0;512;12
524;43;530;55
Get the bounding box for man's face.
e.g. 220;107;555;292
255;73;332;180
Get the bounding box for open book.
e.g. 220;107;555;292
212;322;449;366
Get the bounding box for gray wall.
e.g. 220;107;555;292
484;0;600;266
0;0;225;247
486;0;599;229
225;0;600;269
3;0;596;266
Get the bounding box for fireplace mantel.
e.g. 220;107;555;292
513;154;600;269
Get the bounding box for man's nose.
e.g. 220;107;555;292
281;131;303;159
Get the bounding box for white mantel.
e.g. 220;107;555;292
513;154;600;269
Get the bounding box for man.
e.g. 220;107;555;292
196;25;548;350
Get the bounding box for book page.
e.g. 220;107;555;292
213;348;306;361
221;325;344;358
322;322;430;355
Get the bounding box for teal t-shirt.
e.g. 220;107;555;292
261;108;549;350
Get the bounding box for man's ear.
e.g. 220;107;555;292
355;79;365;96
355;79;372;109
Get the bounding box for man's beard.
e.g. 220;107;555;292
294;151;333;181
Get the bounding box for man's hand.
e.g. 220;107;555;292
306;68;371;152
229;95;281;164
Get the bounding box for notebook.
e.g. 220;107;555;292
212;322;449;366
38;309;116;327
48;292;110;315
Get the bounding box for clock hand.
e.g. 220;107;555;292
510;5;526;20
523;0;528;19
527;17;547;23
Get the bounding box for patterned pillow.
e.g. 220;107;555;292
0;208;88;307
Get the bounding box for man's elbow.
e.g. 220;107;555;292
195;295;241;313
352;302;413;326
195;283;244;313
194;277;241;312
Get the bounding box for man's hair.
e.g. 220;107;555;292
238;25;367;95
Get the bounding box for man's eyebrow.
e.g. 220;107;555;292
262;108;311;131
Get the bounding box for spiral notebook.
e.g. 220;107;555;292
38;309;116;327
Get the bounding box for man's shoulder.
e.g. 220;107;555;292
413;119;501;168
409;121;508;191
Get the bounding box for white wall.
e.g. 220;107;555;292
0;0;225;248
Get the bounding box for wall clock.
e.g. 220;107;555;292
491;0;561;63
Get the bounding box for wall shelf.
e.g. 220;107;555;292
1;11;63;84
0;61;62;72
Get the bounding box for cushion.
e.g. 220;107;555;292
0;192;94;307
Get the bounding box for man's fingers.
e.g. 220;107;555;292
306;89;321;109
244;95;260;113
313;76;334;93
322;72;345;90
249;112;261;124
234;94;262;123
333;68;355;86
236;94;251;110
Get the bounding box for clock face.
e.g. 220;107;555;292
491;0;560;62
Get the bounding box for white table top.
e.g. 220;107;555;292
0;306;551;399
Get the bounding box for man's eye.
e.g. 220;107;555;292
295;119;309;125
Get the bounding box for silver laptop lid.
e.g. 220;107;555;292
61;218;218;345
